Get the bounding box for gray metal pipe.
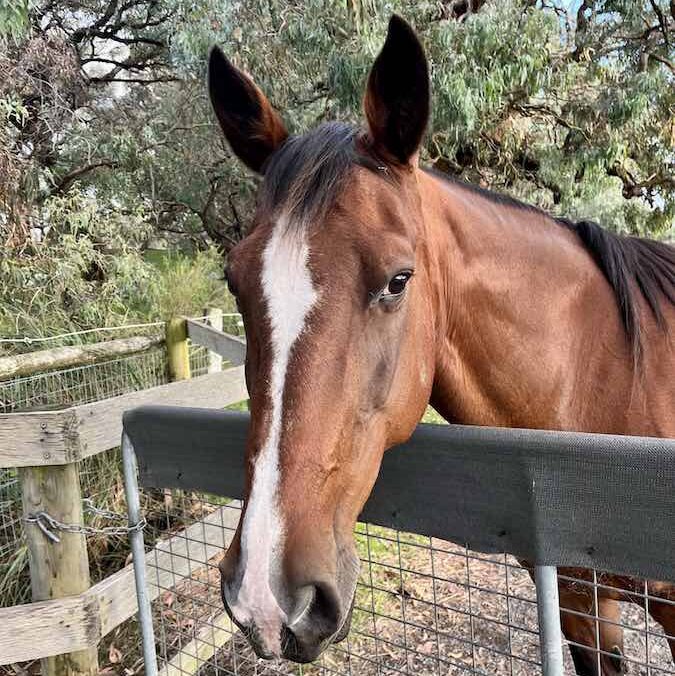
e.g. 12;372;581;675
122;432;159;676
535;565;565;676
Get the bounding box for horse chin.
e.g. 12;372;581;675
332;593;355;644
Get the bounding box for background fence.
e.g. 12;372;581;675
0;311;245;672
1;312;673;676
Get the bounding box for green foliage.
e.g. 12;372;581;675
141;248;235;320
0;191;144;338
186;0;674;236
0;0;672;342
0;0;30;42
0;189;231;345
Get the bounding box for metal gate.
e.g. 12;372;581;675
121;406;675;676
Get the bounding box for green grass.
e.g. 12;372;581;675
422;406;447;425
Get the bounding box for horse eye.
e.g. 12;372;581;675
385;272;412;296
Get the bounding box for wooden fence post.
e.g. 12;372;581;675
20;463;99;676
205;307;223;374
165;317;190;382
164;316;190;509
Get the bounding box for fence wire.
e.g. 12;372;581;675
0;347;168;414
0;317;241;609
144;493;674;676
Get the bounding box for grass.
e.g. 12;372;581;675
422;407;447;425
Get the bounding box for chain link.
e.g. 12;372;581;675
24;498;146;544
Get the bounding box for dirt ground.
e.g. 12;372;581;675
152;524;674;676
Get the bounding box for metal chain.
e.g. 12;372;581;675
24;498;146;544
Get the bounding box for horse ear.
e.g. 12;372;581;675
208;46;288;174
364;15;430;165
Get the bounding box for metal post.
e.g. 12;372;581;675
535;565;565;676
122;432;158;676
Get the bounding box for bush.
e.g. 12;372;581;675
0;189;233;353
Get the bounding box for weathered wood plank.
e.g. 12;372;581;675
161;611;235;676
0;335;163;380
0;368;248;467
0;503;241;664
186;319;246;366
20;462;99;675
75;367;248;461
0;409;77;466
0;594;100;665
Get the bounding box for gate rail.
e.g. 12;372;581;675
121;406;675;676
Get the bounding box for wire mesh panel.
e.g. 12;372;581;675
556;570;675;675
0;347;168;414
0;334;215;610
0;467;25;608
141;489;675;676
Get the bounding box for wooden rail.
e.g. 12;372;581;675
186;317;246;366
0;366;247;468
0;314;246;382
0;335;163;380
161;611;232;676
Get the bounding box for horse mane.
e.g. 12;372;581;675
259;123;674;363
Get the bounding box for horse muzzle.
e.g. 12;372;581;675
220;567;356;663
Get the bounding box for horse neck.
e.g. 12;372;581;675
416;170;641;433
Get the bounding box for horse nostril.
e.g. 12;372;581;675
288;583;342;640
279;583;349;663
312;583;342;628
280;625;300;657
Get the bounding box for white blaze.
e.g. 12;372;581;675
226;218;319;651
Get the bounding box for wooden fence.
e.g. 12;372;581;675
0;315;247;675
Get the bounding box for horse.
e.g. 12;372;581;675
207;15;675;674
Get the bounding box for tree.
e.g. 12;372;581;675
207;0;674;236
0;0;236;337
0;1;672;336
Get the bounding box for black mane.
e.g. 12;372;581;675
260;123;674;362
260;122;382;226
557;218;675;362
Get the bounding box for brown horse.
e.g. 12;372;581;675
208;15;675;674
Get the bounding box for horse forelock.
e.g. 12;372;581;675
258;122;390;229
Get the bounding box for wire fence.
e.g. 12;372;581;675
0;312;244;415
0;315;245;610
1;315;674;675
143;493;675;676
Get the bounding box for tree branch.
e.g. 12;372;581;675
648;0;670;46
70;0;119;44
512;103;590;140
88;75;179;84
607;163;675;200
647;51;675;73
51;160;118;195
